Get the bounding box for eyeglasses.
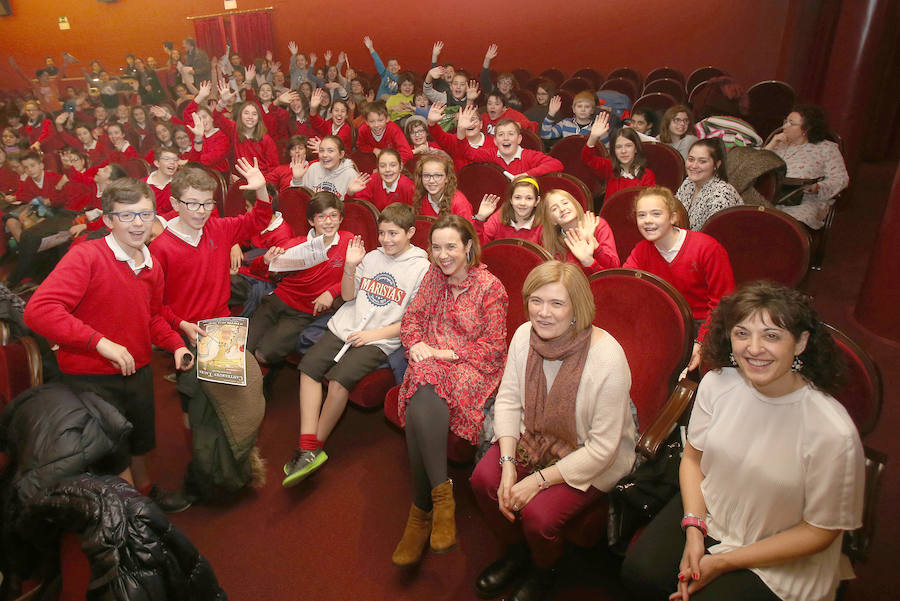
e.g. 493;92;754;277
314;212;341;222
178;199;217;212
107;210;157;222
422;173;446;181
672;117;690;125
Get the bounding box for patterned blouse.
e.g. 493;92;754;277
676;176;743;230
773;140;849;229
398;264;509;444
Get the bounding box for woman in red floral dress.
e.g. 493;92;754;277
391;214;509;568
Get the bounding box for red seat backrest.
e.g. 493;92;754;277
598;187;644;265
549;135;606;199
279;187;312;235
520;129;543;152
608;67;643;90
224;179;247;217
560;77;593;94
747;80;797;139
538;68;565;87
642;141;686;192
687;66;727;97
632;93;678;116
481;239;552;345
350;150;377;175
643;78;686;102
646;68;686;87
572;68;604;88
537;172;591;211
343;198;380;251
599;78;638;103
411;215;435;252
123;157;151;179
457;163;508;215
824;323;882;437
700;205;810;287
589;269;692;429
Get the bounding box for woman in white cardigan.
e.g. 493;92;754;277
469;260;636;601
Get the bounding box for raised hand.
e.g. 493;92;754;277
149;105;170;120
432;41;444;61
427;101;446;126
563;227;596;266
245;64;257;84
457;104;479;131
195;80;212;103
589;112;610;143
476;194;501;221
310;87;326;111
362;36;374;51
54;112;69;127
346;172;371;196
187;113;204;139
277;89;299;105
216;80;234;104
548;95;562;117
427;66;445;81
578;210;601;240
288;41;298;55
323;50;332;64
235;157;266;191
345;234;367;267
306;136;321;155
466;80;480;102
290;155;310;180
263;246;285;265
309;52;317;65
484;43;499;63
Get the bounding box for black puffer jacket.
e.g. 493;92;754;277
20;474;227;601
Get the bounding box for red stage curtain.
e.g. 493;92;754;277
193;17;227;59
230;11;274;63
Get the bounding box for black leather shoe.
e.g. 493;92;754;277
507;567;555;601
475;544;529;597
148;485;193;513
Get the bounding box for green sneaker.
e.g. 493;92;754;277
282;448;328;487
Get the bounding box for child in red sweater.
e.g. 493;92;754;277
472;175;543;245
426;102;497;172
24;178;193;512
582;112;657;198
309;89;353;150
212;81;280;178
144;147;180;214
356;100;413;162
265;135;309;191
411;152;472;220
247;191;353;365
345;148;414;210
459;110;562;179
480;91;536;135
541;189;619;273
104;123;139;165
623;187;735;369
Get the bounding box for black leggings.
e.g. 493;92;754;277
621;496;780;601
405;385;449;511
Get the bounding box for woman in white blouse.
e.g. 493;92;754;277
470;260;636;601
765;105;849;230
622;281;864;601
676;138;743;230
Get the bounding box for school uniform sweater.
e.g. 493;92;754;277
417;190;472;220
580;145;657;197
106;143;139;166
328;245;430;355
473;212;543;246
356;121;413;162
310;115;353;150
16;171;66;206
251;229;353;314
143;173;173;214
464;145;563;178
182;101;230;172
238;212;294;282
259;103;290;142
150;197;272;326
0;166;19;195
57;131;112;165
623;230;734;339
24;237;184;375
428;124;497;172
212;108;280;177
481;108;537;135
352;174;415;210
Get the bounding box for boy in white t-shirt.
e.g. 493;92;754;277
283;203;429;487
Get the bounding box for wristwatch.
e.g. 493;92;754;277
498;455;515;466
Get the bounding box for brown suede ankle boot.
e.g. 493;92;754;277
430;479;456;553
392;504;433;567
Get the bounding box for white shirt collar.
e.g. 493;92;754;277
166;217;203;246
146;170;171;189
511;215;535;231
105;233;153;273
382;178;400;194
119;141;131;151
261;212;283;233
468;133;486;149
496;145;523;165
33;174;45;188
307;228;340;251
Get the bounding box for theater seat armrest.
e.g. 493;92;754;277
637;378;697;459
843;446;887;564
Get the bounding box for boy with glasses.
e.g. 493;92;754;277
25;178;193;512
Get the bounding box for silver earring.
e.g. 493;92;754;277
729;352;737;366
570;317;576;325
792;356;803;372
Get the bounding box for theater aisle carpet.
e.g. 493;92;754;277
146;355;629;601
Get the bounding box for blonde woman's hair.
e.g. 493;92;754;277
522;260;595;332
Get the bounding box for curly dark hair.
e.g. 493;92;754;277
793;104;830;144
701;281;844;395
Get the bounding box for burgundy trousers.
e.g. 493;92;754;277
470;443;604;568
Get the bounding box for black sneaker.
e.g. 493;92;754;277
148;485;193;513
